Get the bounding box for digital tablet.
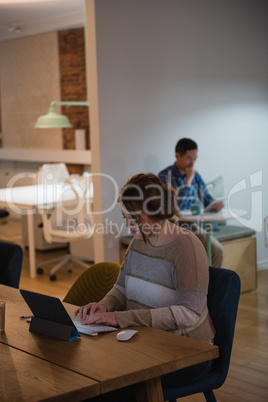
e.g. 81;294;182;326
20;289;80;336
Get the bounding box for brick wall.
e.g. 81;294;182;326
58;28;90;174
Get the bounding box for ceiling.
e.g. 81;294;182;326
0;0;85;42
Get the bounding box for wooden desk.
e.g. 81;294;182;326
0;285;219;401
0;342;99;401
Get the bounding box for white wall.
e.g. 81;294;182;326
87;0;268;268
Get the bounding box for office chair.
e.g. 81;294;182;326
0;241;23;288
37;174;94;281
0;209;9;224
163;266;241;402
63;262;121;306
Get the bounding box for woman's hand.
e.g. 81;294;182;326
74;303;119;327
83;311;118;327
74;302;107;319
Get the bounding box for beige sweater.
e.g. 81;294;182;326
100;231;215;343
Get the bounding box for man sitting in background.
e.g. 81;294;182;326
158;138;224;267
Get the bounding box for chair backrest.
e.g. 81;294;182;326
40;174;93;244
38;163;70;186
0;241;23;288
208;266;241;381
63;262;121;306
163;267;241;402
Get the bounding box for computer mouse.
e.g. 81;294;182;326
116;329;139;342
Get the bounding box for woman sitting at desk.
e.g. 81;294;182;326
76;173;215;401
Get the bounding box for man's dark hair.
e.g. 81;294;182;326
175;138;198;155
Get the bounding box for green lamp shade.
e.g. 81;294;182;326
35;105;72;129
35;100;89;129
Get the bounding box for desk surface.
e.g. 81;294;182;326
0;183;92;210
0;342;99;401
0;184;63;210
0;285;219;401
179;207;247;222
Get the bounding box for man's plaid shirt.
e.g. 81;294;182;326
158;163;214;211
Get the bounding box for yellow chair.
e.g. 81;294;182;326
63;262;121;306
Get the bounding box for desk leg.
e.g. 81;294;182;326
205;222;212;266
27;212;37;278
135;377;164;402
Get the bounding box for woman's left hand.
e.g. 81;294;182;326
83;311;118;327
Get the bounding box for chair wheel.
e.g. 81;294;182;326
37;267;43;275
50;274;57;281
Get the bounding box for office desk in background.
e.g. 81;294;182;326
0;284;219;402
0;183;92;278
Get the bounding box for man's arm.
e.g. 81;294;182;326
196;174;215;207
159;167;197;210
184;167;195;187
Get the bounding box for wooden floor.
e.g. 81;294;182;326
1;219;268;401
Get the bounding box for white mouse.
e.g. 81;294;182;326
116;329;139;342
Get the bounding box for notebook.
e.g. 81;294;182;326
20;289;117;337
